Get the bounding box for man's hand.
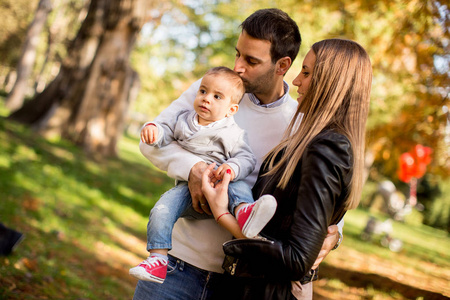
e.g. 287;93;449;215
311;225;340;270
188;161;211;214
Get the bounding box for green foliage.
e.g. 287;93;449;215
0;0;38;67
31;0;88;88
3;0;447;183
131;0;449;188
130;0;246;120
0;0;87;96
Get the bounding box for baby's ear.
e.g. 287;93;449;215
227;103;239;117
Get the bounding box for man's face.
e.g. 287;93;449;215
234;31;277;96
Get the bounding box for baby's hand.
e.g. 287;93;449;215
215;163;235;181
140;124;158;144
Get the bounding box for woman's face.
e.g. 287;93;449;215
292;49;316;104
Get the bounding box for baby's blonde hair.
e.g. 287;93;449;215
205;67;245;104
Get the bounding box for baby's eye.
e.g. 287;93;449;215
199;89;206;94
214;94;222;100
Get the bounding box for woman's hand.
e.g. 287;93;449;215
202;163;246;239
201;163;232;218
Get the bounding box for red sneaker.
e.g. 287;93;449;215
129;256;168;283
237;195;277;238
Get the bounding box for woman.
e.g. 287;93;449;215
202;38;372;299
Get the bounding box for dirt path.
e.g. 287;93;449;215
315;247;450;300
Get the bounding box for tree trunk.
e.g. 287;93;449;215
5;0;52;111
9;0;152;157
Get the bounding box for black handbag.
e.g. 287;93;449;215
222;238;319;284
222;238;284;279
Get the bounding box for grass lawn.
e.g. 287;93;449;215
1;115;449;300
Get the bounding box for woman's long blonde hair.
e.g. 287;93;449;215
265;39;372;209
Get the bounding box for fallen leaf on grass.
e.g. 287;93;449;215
15;257;39;272
22;194;41;211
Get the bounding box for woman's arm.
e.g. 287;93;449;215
281;133;352;279
201;163;246;239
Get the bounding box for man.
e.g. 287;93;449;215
134;8;342;300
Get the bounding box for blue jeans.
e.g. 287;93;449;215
146;181;253;250
132;256;303;300
132;255;235;300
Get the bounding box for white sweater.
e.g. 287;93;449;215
140;79;299;272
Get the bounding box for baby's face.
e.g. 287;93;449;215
194;74;237;126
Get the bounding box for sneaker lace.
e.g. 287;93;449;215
143;256;168;267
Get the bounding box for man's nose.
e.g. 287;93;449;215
234;57;244;74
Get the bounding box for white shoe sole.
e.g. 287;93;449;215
129;266;165;283
241;195;277;238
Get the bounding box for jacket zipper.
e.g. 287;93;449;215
230;259;238;275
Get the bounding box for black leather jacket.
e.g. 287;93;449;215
222;129;353;299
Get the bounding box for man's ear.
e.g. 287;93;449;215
227;104;239;117
276;57;292;76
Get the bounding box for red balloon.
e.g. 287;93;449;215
398;144;433;182
414;144;432;166
398;152;415;183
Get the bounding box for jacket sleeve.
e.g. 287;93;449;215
226;131;256;181
224;133;352;281
149;110;190;148
139;79;204;181
281;134;352;280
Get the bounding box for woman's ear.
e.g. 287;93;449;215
277;57;292;75
227;104;239;117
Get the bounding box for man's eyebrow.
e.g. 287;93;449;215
235;47;263;63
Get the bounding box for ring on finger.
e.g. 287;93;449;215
200;203;206;206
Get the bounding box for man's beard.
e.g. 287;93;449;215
243;67;276;95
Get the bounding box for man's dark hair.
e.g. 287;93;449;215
240;8;301;64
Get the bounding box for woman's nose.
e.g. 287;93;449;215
292;74;301;87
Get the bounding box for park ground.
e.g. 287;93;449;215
0;117;449;300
